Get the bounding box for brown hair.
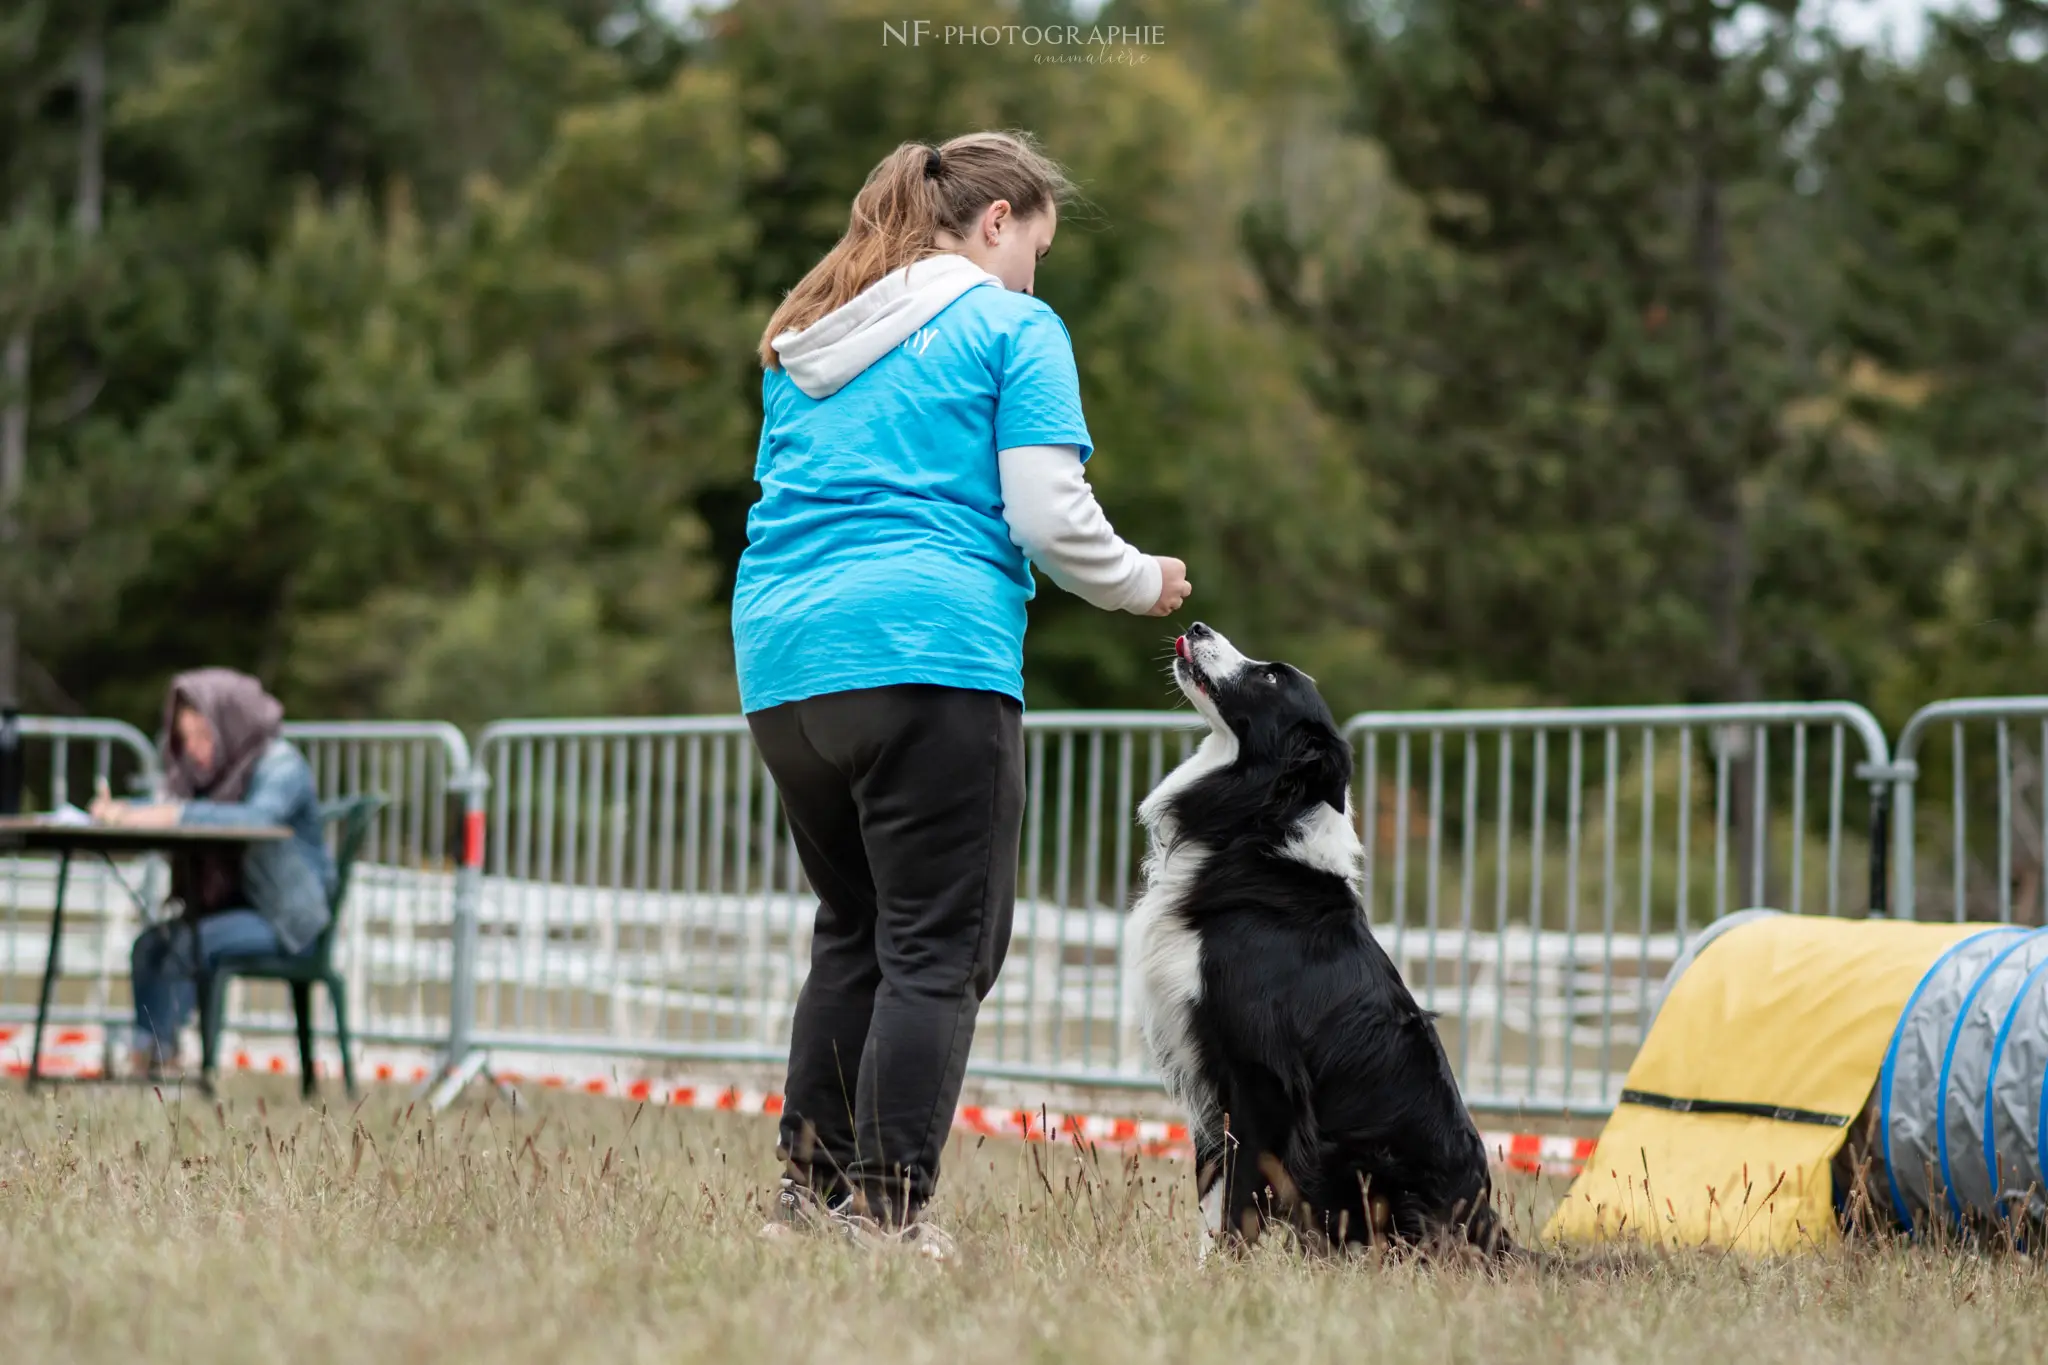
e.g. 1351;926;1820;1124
758;130;1077;369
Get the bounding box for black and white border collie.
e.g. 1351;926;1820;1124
1130;622;1511;1261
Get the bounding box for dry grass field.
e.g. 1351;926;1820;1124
5;1078;2048;1364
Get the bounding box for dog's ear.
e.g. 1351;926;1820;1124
1282;721;1352;815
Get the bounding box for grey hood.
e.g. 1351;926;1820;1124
770;252;1004;399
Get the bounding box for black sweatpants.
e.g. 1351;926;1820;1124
748;683;1025;1224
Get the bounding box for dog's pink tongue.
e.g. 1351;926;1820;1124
1174;635;1189;661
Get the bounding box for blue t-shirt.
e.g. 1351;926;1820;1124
732;286;1094;713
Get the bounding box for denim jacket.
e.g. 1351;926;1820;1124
178;739;336;953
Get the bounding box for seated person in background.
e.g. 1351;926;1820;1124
90;669;336;1078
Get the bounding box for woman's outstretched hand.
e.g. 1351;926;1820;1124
1147;556;1192;617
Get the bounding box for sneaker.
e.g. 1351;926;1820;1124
758;1179;848;1241
892;1219;957;1263
838;1211;957;1264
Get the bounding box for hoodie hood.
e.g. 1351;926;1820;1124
771;253;1004;399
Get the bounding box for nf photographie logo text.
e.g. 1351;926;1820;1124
882;20;1167;47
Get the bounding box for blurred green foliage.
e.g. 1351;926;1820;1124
3;0;2045;735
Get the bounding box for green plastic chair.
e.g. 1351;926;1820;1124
198;794;386;1099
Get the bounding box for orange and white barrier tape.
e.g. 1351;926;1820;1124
1;1024;1592;1177
1483;1131;1598;1178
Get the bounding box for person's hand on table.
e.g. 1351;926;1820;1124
88;778;120;823
90;778;183;829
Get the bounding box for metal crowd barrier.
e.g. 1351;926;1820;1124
0;719;484;1075
1;718;161;1049
1347;702;1893;1114
458;704;1893;1113
14;695;2048;1120
259;722;483;1062
1890;699;2048;925
460;714;1209;1085
467;717;783;1066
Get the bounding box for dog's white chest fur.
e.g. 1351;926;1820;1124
1127;729;1238;1145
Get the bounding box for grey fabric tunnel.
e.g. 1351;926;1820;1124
1880;923;2048;1231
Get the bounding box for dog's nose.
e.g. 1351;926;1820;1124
1185;622;1212;640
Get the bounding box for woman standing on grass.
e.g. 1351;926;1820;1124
737;130;1190;1259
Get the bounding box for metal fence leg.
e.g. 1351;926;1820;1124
1857;759;1919;921
420;765;510;1112
1892;766;1918;922
1867;780;1891;920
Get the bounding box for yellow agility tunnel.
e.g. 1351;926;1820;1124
1544;909;2021;1254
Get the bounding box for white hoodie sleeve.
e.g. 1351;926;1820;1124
999;444;1162;614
